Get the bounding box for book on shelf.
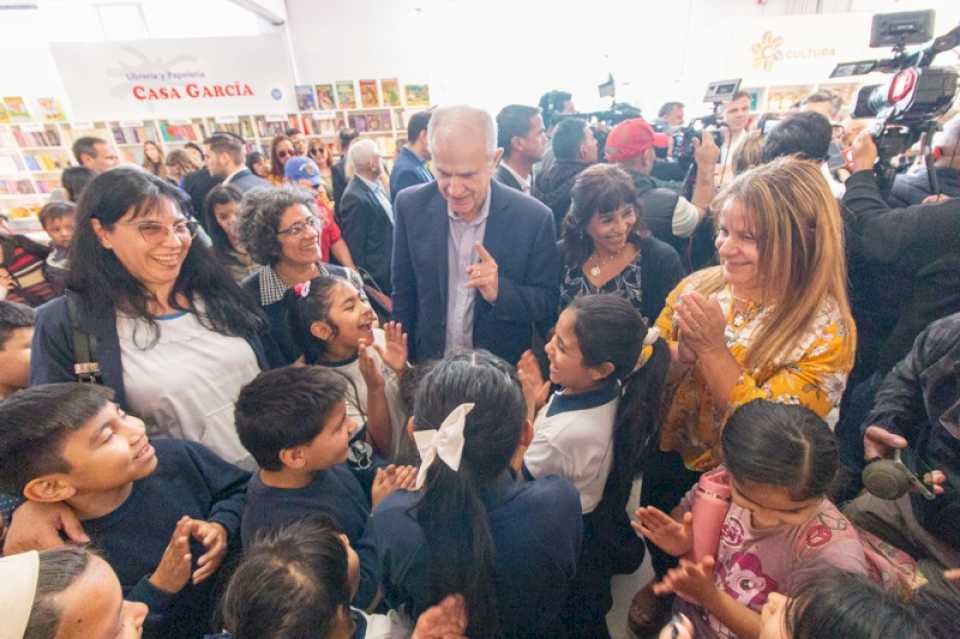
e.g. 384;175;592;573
315;84;336;110
2;97;31;122
21;151;71;171
13;126;62;148
296;85;317;111
0;152;25;174
335;81;357;109
381;79;401;107
359;80;380;108
404;84;430;107
36;97;66;123
34;177;61;194
0;179;36;195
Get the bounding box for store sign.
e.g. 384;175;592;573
751;31;837;73
50;35;296;119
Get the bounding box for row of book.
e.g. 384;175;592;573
11;127;62;148
0;178;35;195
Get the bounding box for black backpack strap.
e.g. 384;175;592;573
65;291;102;384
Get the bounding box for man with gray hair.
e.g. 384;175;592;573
340;138;394;292
392;105;560;363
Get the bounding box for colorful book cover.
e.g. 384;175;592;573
381;79;401;107
2;97;31;122
359;79;380;108
36;97;66;122
295;85;317;111
0;102;9;124
315;84;336;110
335;81;357;109
404;84;430;107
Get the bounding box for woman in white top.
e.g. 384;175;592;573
30;167;273;470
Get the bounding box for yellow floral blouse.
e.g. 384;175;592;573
655;271;855;472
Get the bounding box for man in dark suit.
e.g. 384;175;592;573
331;128;359;214
389;111;434;202
392;105;560;365
494;104;547;194
181;165;223;223
205;133;270;194
340;139;394;293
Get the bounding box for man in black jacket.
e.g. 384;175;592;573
887;115;960;207
340;139;394;293
844;312;960;568
533;117;597;231
331;128;359;214
494;104;547;194
604;118;718;257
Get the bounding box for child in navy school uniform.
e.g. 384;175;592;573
288;276;412;464
207;515;469;639
234;366;415;549
0;383;249;639
355;350;584;639
516;294;670;638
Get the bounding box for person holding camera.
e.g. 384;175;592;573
832;132;960;469
888;114;960;207
604;118;718;259
844;311;960;571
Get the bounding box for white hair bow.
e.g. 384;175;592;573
413;403;474;490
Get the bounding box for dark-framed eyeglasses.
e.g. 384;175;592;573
276;215;322;238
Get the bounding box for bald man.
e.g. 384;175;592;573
391;105;560;363
888;115;960;207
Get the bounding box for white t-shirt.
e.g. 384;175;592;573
117;307;261;470
325;328;409;461
354;607;411;638
523;381;620;514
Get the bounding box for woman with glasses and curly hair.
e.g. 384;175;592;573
238;185;366;365
29;167;275;470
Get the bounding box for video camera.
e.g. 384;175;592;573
830;10;960;192
672;79;742;171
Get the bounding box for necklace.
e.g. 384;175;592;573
588;248;624;278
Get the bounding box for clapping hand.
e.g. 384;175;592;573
632;507;694;557
191;520;228;584
654;556;719;606
465;243;499;303
371;464;418;507
674;292;726;355
412;594;469;639
149;517;193;594
358;340;385;390
517;350;550;421
373;321;409;375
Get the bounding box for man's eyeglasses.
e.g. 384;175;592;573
122;219;199;245
276;215;322;238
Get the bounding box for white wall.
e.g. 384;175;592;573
286;0;960;118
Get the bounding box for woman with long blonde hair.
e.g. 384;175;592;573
629;156;857;633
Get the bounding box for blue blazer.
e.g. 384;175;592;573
225;168;271;194
30;293;274;409
391;179;560;364
389;146;433;202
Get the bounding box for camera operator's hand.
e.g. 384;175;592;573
851;130;879;172
863;425;907;460
693;130;720;167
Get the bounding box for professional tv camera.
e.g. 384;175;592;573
673;79;742;170
830;10;960;192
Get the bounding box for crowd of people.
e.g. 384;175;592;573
0;84;958;639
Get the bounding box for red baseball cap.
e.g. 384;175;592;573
605;118;658;161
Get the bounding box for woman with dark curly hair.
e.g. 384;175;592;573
30;167;274;469
239;185;365;365
558;163;684;325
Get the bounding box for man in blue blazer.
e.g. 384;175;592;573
205;133;270;194
392;105;560;365
389;110;434;202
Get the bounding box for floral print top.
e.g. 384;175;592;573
655;270;855;471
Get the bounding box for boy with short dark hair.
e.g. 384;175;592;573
234;366;414;549
37;201;76;292
0;383;249;639
0;299;34;400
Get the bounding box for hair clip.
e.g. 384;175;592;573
413;403;474;489
293;280;311;298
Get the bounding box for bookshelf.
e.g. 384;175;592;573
0;99;422;229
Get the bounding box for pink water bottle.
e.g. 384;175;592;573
689;468;732;562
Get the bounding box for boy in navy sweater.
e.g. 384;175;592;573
0;383;249;639
235;366;415;549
